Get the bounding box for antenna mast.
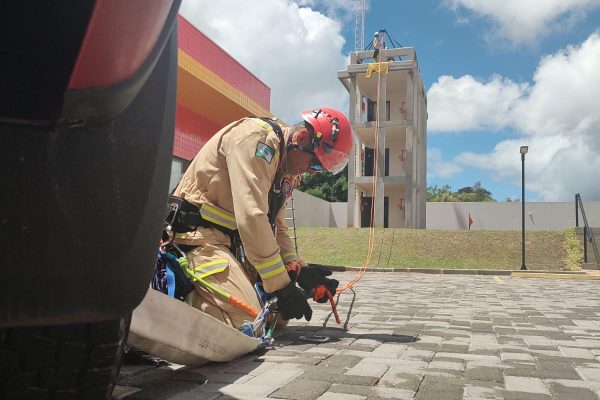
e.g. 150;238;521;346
354;0;365;51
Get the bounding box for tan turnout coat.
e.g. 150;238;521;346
172;118;299;326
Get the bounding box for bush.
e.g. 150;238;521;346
562;227;582;271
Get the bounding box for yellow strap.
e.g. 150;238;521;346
366;62;389;79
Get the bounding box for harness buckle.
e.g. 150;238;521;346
164;202;179;241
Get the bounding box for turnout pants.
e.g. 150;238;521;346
176;227;261;329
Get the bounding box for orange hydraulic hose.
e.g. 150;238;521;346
228;292;260;319
178;255;261;318
193;275;260;319
313;285;340;324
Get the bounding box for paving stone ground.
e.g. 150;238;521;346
114;272;600;400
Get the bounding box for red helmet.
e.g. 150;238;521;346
301;108;354;174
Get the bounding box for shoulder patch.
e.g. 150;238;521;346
255;142;275;164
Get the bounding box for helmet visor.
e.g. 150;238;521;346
317;148;350;175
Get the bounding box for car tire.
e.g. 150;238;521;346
0;316;130;400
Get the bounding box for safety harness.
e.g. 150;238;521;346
259;117;288;233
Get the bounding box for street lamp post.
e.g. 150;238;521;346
520;146;528;271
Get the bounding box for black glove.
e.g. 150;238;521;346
297;266;339;303
274;281;313;321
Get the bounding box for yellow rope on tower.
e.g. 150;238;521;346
338;53;385;293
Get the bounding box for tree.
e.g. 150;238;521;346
427;184;458;202
427;182;496;202
455;181;495;202
298;167;348;202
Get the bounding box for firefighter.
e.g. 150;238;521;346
373;31;381;60
171;108;354;328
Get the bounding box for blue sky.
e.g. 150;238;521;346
180;0;600;202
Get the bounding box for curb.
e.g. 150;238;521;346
310;264;587;276
511;272;600;280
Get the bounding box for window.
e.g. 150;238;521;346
366;100;391;122
360;196;389;227
169;157;191;193
386;101;390;121
364;147;389;176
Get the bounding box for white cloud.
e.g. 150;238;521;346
458;136;571;182
457;136;600;201
430;32;600;200
292;0;356;23
179;0;349;123
428;148;463;179
444;0;600;47
512;32;600;152
427;74;527;132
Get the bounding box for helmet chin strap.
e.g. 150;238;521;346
283;125;303;175
284;125;318;175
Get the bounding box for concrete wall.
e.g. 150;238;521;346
330;202;348;228
291;193;600;231
387;137;406;176
426;202;600;231
385;187;406;228
287;190;332;227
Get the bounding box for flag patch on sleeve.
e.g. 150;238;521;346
255;142;275;164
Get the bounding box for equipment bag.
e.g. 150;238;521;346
152;249;195;301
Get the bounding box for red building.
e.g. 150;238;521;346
170;16;274;190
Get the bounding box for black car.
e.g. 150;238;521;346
1;1;181;398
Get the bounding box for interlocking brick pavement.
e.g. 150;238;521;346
115;272;600;399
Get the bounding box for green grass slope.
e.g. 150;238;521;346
295;228;572;271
